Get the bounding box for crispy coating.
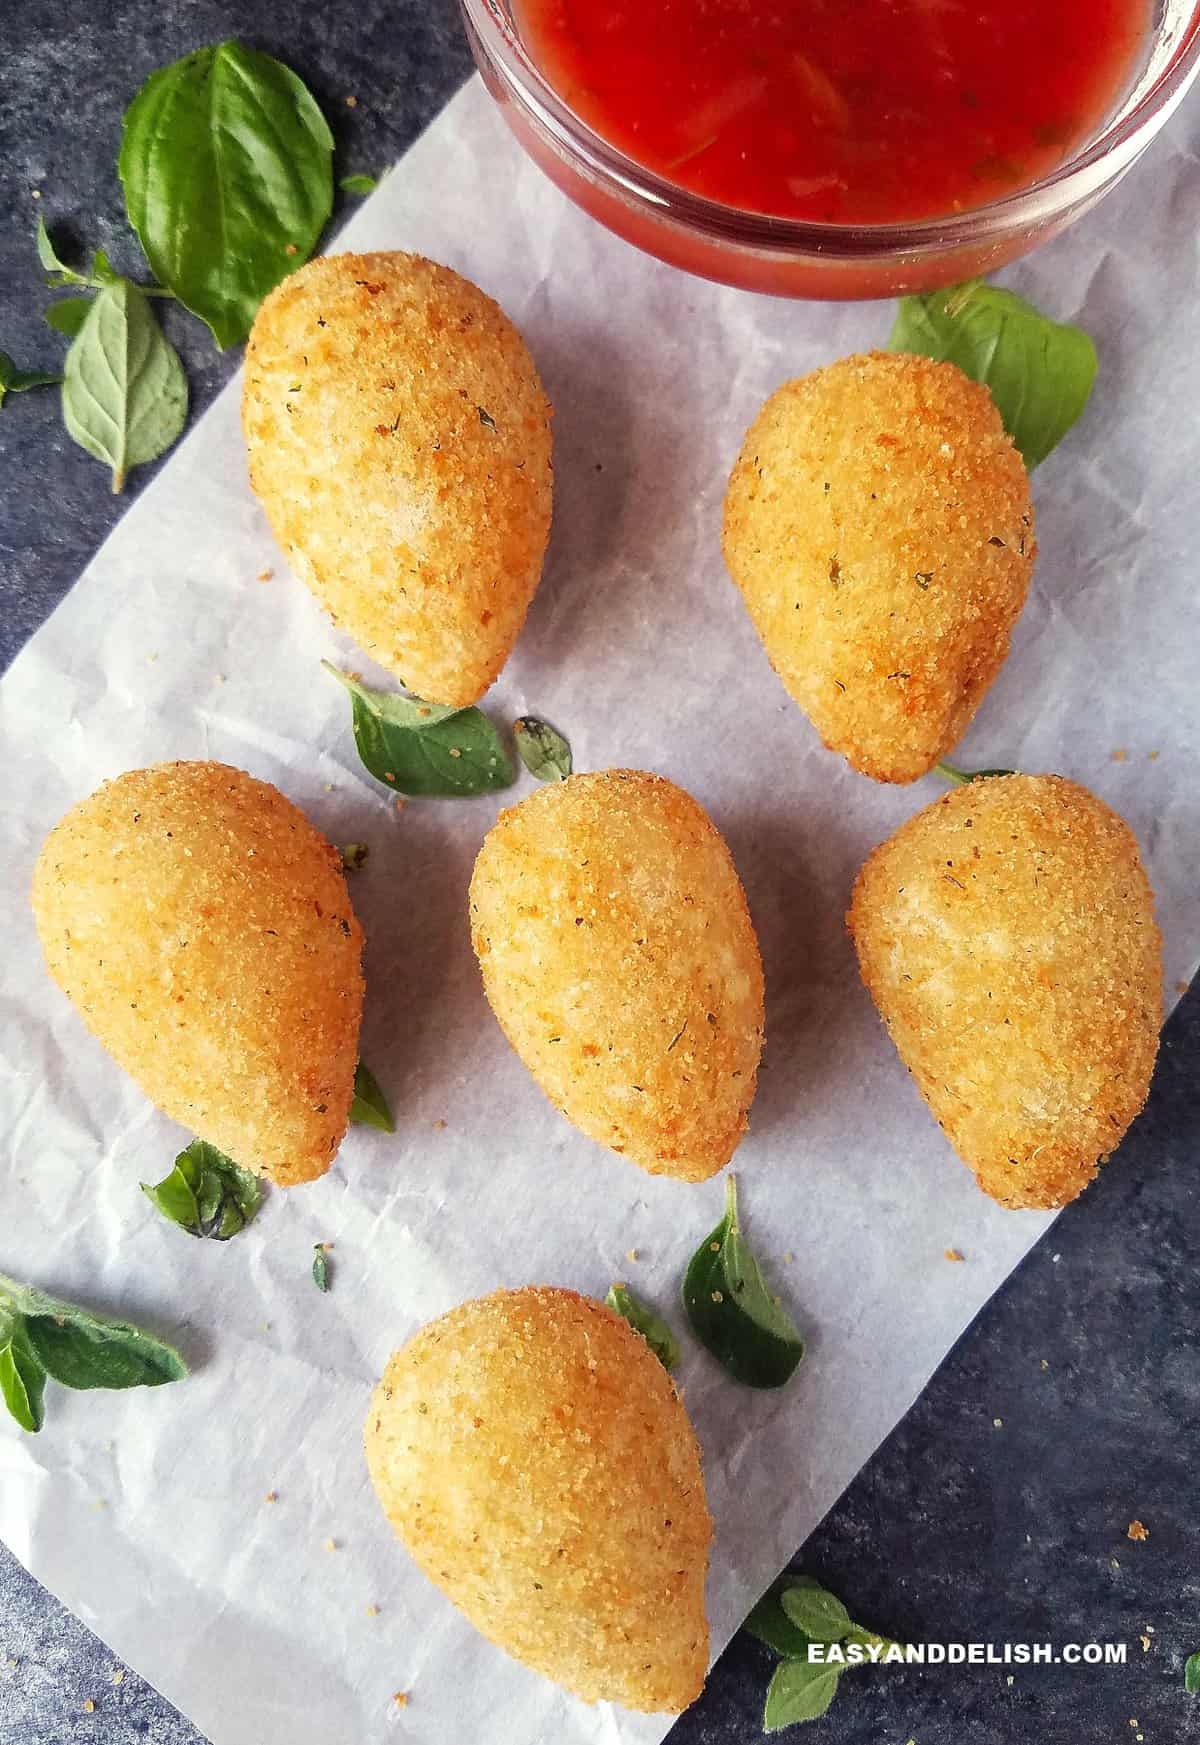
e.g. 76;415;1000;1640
365;1286;711;1711
848;775;1161;1209
32;762;364;1185
469;770;764;1182
722;352;1036;783
242;251;553;706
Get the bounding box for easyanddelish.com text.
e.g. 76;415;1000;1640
808;1641;1128;1667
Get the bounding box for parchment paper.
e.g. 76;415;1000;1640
1;75;1198;1745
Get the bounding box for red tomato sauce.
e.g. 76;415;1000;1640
517;0;1149;224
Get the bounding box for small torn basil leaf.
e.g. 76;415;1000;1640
0;351;61;411
1186;1650;1200;1695
141;1138;263;1240
61;278;188;492
605;1283;680;1371
743;1578;815;1659
781;1579;853;1645
350;1060;395;1133
340;842;369;873
339;173;379;196
323;663;515;798
513;716;573;783
887;279;1097;468
120;41;334;348
763;1659;842;1731
0;1273;187;1396
935;760;1016;786
44;298;92;338
312;1245;331;1292
0;1313;47;1434
682;1175;804;1389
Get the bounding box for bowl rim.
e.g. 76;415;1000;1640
461;0;1200;254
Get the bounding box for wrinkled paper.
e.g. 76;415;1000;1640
1;75;1198;1745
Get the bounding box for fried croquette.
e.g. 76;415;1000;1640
364;1286;711;1711
32;762;364;1185
848;774;1161;1209
723;352;1036;783
242;250;552;707
469;770;764;1182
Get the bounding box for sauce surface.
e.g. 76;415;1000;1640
518;0;1149;224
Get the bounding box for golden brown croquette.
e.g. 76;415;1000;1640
469;770;764;1182
242;251;552;707
848;774;1161;1209
723;352;1035;783
364;1286;711;1711
32;762;364;1185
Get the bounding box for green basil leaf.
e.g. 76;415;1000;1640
743;1577;815;1659
312;1245;331;1292
513;716;573;783
340;842;369;873
61;278;187;492
0;351;61;410
323;664;515;798
1186;1651;1200;1695
935;761;1016;786
682;1176;804;1389
36;216;92;287
0;1314;47;1434
781;1582;853;1645
339;173;379;196
0;1275;186;1399
350;1061;394;1132
90;247;118;285
604;1283;680;1371
887;279;1097;468
763;1659;841;1730
45;298;92;338
119;41;334;349
141;1138;263;1240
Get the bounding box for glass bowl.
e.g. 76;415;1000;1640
458;0;1200;300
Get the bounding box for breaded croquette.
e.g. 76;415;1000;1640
365;1286;711;1711
243;251;552;707
848;774;1161;1208
32;762;364;1185
723;352;1035;783
469;770;763;1182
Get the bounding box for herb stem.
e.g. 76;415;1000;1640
934;760;969;785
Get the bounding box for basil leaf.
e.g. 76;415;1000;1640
323;664;515;798
743;1577;815;1659
513;716;573;783
605;1283;680;1371
45;298;92;338
312;1246;331;1292
781;1581;853;1645
682;1176;804;1389
1186;1651;1200;1695
763;1659;841;1730
0;1314;47;1434
350;1060;395;1133
36;216;93;287
119;41;334;349
0;351;61;411
340;842;369;873
141;1138;263;1240
61;278;187;492
339;173;379;196
887;279;1097;468
24;1315;185;1391
935;760;1016;785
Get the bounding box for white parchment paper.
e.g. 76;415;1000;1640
2;75;1198;1745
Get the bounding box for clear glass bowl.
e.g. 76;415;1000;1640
459;0;1200;299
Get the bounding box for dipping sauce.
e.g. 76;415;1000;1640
517;0;1150;225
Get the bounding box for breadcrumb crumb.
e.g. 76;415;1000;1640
1126;1520;1149;1542
944;1248;964;1263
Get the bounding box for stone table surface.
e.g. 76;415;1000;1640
2;4;1198;1742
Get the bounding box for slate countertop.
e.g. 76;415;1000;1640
2;4;1198;1742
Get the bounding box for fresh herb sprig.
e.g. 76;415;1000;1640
323;664;515;798
141;1139;263;1241
935;760;1016;785
0;1273;186;1433
61;278;188;492
888;278;1097;468
605;1283;680;1371
747;1575;901;1730
682;1176;804;1389
513;716;573;783
349;1061;395;1132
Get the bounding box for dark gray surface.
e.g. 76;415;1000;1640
1;4;1198;1743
